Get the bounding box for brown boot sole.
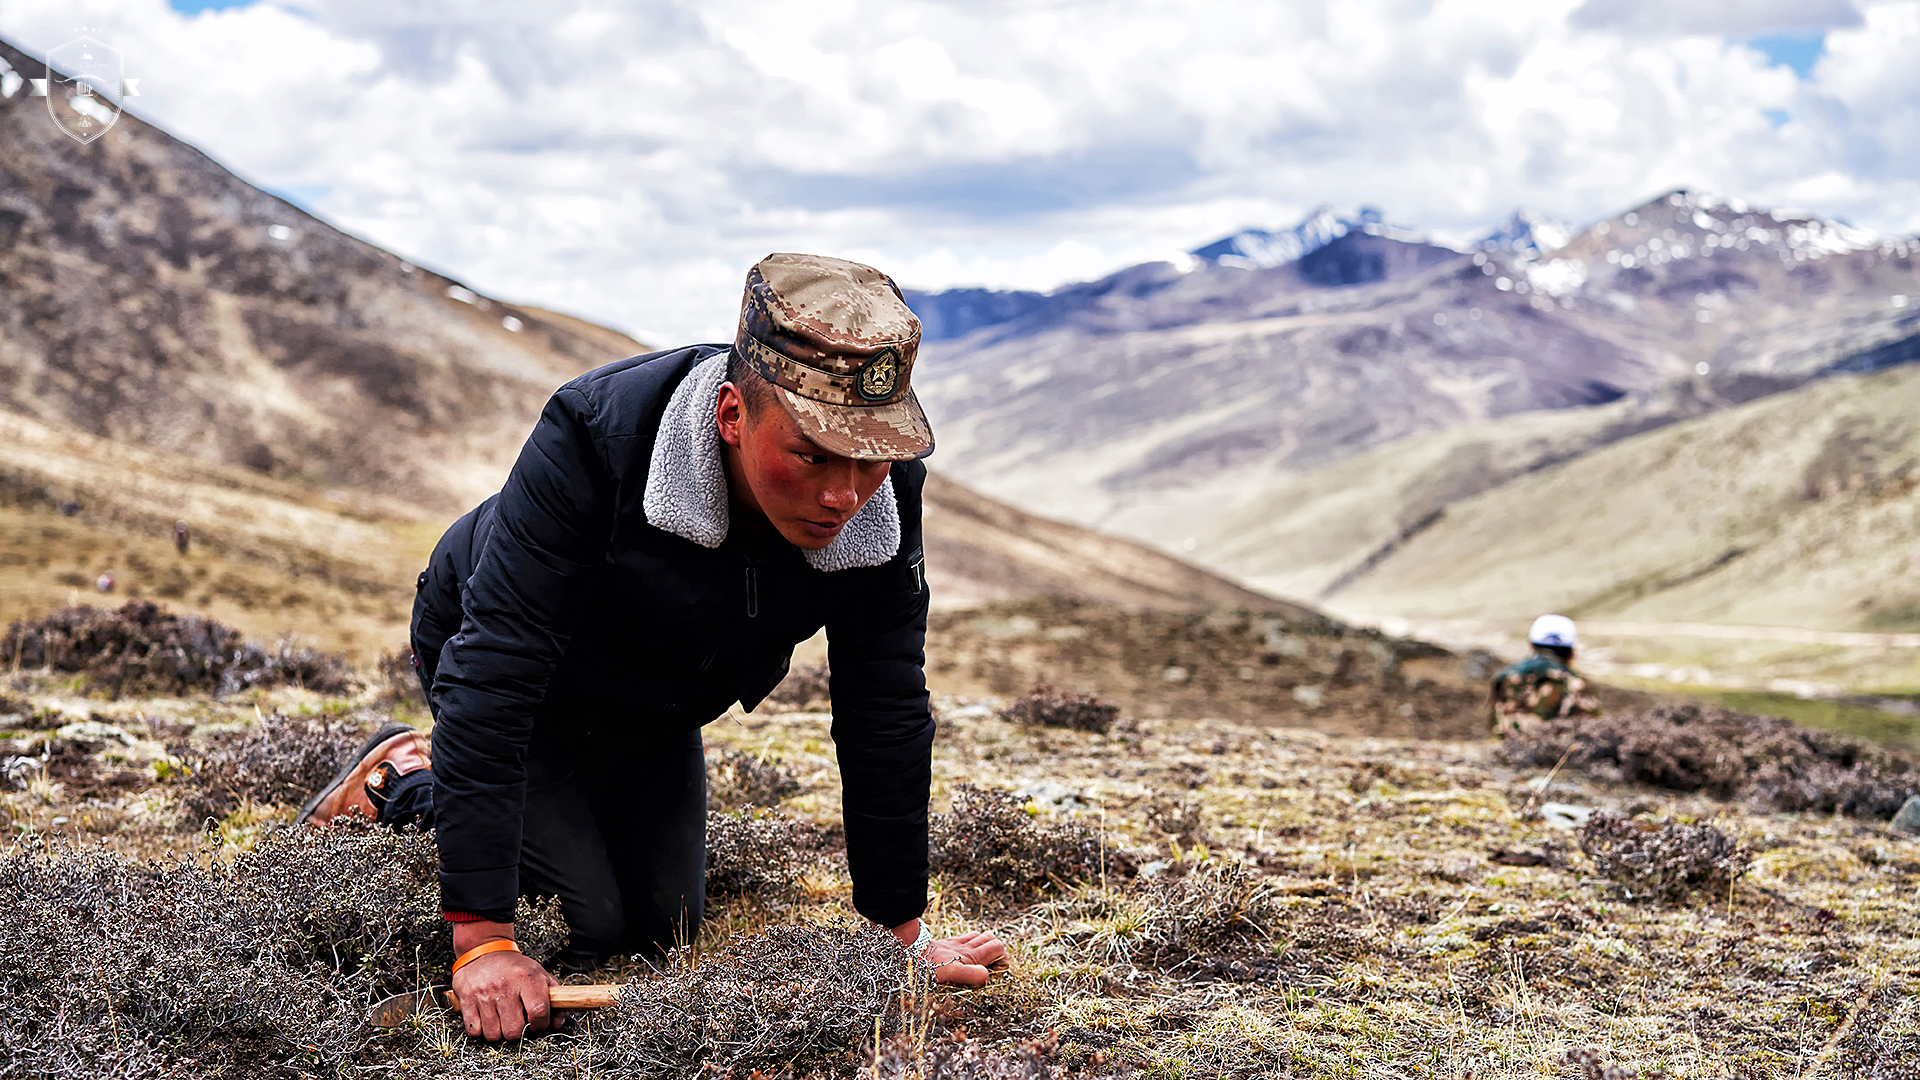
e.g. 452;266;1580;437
296;722;418;825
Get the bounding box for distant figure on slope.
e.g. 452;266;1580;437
173;520;190;555
1488;614;1599;737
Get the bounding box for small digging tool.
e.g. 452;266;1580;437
368;985;623;1028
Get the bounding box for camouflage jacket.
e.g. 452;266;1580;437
1488;653;1600;736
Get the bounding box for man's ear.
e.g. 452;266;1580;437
716;382;747;449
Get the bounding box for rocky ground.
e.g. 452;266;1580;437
3;599;1920;1068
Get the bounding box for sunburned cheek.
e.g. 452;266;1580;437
754;458;818;514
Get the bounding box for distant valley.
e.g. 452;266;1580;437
908;192;1920;646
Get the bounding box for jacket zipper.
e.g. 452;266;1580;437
744;563;759;618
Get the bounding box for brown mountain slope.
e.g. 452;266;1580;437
0;35;644;514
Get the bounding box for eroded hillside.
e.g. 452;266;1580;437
0;35;643;514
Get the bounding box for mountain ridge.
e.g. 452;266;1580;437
909;189;1920;630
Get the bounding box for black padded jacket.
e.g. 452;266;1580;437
418;345;933;926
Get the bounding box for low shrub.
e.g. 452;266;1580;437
0;822;564;1074
1145;861;1283;952
1501;701;1919;819
1578;811;1751;903
766;661;831;709
999;686;1120;735
706;809;841;901
176;711;376;825
930;784;1127;898
592;920;919;1077
0;601;354;697
708;747;803;810
376;647;427;707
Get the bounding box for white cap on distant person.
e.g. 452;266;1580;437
1528;614;1577;649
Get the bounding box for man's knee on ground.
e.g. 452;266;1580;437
550;891;628;968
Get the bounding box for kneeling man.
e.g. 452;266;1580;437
302;254;1003;1040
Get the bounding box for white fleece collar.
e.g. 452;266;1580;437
642;354;901;572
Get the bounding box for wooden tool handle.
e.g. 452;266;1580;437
443;985;623;1012
550;985;623;1009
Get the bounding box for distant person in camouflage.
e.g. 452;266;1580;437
1488;614;1599;736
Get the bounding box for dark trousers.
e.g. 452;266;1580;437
381;729;708;970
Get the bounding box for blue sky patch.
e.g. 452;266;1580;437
1763;108;1790;128
168;0;257;14
1748;33;1825;78
736;144;1203;221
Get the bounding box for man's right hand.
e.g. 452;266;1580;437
451;920;561;1041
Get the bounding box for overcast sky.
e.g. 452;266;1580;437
3;0;1917;343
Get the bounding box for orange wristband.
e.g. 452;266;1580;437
450;939;520;978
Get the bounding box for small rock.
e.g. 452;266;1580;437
1292;685;1325;707
1137;860;1170;879
1890;795;1920;836
1539;802;1592;831
55;721;138;748
945;704;994;721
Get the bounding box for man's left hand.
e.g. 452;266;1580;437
892;921;1007;987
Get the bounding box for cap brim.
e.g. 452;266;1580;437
772;386;934;461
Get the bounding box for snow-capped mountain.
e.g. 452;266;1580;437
1189;206;1433;269
1477;209;1574;257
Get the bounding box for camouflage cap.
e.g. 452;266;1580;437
733;253;934;461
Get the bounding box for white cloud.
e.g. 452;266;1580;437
2;0;1918;342
1568;0;1863;37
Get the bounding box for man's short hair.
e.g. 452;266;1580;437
725;348;779;420
1536;643;1574;664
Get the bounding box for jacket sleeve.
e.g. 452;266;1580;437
826;465;934;928
429;389;612;921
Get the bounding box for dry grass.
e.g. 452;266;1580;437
3;663;1918;1077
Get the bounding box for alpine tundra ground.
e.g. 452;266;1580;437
0;601;1916;1079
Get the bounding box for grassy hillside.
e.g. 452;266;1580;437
1330;364;1920;635
0;409;436;660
